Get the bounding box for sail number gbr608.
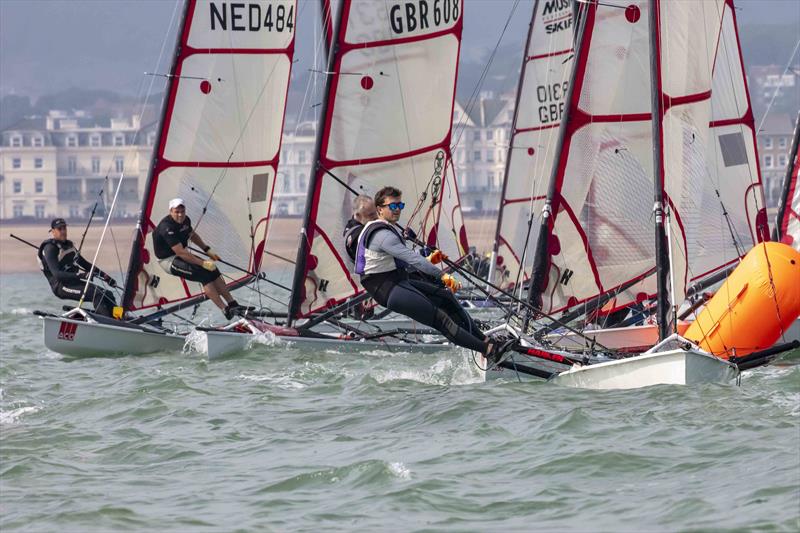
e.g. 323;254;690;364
390;0;460;35
210;2;295;33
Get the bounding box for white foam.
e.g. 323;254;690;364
237;374;306;390
388;461;411;479
182;329;208;355
247;330;280;349
0;405;41;425
9;308;32;315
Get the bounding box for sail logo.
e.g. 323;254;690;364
209;2;295;33
58;321;78;341
389;0;460;35
541;0;572;34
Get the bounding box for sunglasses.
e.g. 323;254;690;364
380;202;405;211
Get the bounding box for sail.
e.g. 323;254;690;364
657;0;767;306
530;0;766;315
491;0;575;291
776;113;800;251
533;0;658;314
289;0;467;318
123;0;296;311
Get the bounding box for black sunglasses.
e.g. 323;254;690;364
380;202;405;211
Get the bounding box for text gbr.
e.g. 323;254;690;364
209;2;295;32
389;0;460;35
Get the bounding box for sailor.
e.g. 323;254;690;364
153;198;245;320
355;186;512;357
38;218;118;317
343;195;378;262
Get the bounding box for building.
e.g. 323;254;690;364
758;113;797;208
0;110;154;220
451;93;514;214
273;121;316;216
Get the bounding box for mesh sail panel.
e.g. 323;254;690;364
294;0;466;317
125;0;296;310
494;0;575;290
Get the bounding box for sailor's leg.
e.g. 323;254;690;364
202;281;227;311
213;276;236;306
58;281;115;316
385;280;488;353
407;279;486;340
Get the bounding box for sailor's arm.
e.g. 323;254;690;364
371;230;441;277
75;254;111;282
171;242;207;266
189;232;220;260
42;244;81;284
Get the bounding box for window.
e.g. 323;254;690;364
298;173;307;191
473;131;481;141
486;130;494;140
11;136;22;147
13;180;22;193
282;174;291;191
92;157;101;174
779;155;787;168
764;155;773;168
66;135;78;147
147;132;156;146
90;135;101;147
298;151;307;164
68;156;77;174
486;150;494;162
764;137;773;149
12;158;21;169
13;204;23;218
35;179;43;193
34;157;43;169
34;204;45;218
33;136;43;147
473;151;481;162
115;157;124;173
114;135;124;147
69;205;81;217
779;137;787;149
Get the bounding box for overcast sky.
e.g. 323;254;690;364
1;0;798;100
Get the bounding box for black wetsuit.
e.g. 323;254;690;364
38;239;116;316
153;215;221;285
359;224;487;352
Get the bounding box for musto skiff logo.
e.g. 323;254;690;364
58;321;78;341
543;0;572;34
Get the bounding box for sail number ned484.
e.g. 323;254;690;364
210;2;295;33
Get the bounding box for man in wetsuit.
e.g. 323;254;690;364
343;195;378;263
355;186;512;357
153;198;246;320
38;218;118;316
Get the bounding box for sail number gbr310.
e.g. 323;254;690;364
210;2;295;33
389;0;460;35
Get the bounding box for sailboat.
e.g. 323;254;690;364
201;0;475;357
479;0;800;388
38;0;298;357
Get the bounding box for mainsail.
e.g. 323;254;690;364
775;113;800;251
489;0;575;291
288;0;467;319
123;0;296;311
528;0;766;317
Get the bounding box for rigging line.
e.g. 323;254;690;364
756;38;800;135
451;0;522;152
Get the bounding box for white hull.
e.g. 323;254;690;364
42;316;186;357
203;326;452;360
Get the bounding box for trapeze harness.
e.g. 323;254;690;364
354;220;487;352
37;239;116;317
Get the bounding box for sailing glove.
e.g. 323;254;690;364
202;260;217;271
205;248;221;261
427;250;447;265
441;273;461;293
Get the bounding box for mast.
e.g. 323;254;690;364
527;0;588;311
122;0;190;310
774;111;800;241
287;0;345;325
486;0;539;288
648;0;671;340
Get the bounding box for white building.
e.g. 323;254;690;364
0;110;153;220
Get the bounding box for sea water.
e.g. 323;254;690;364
1;273;798;531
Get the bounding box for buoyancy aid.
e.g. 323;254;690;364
354;220;406;276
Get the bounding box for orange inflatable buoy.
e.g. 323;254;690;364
684;242;800;359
